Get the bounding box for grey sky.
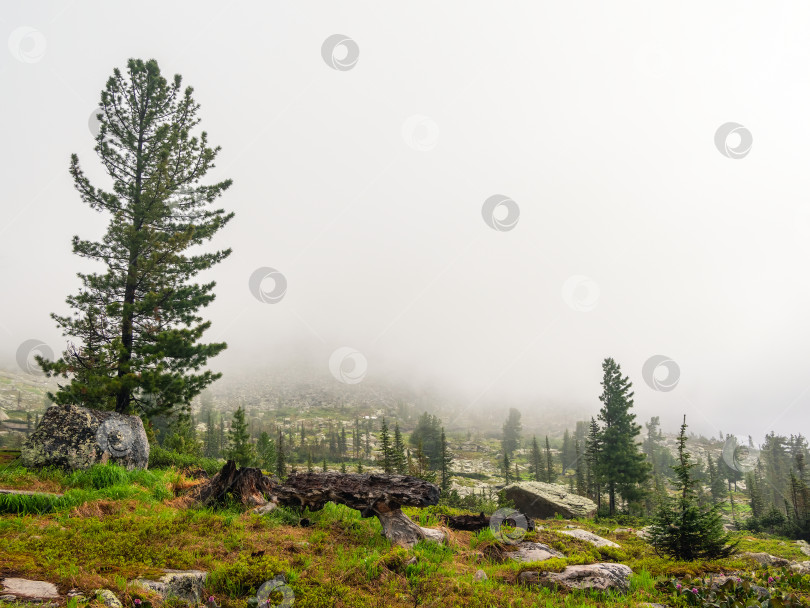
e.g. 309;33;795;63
2;1;810;437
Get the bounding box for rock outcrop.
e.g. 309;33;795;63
502;482;597;519
559;528;620;548
518;563;633;592
742;552;790;567
21;403;149;470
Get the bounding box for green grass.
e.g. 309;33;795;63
1;461;809;608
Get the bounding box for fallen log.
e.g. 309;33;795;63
193;463;442;548
274;471;442;548
443;511;536;532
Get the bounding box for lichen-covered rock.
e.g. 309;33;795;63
518;563;633;592
559;528;620;548
742;552;790;567
133;570;207;605
790;561;810;574
21;403;148;470
797;540;810;557
502;481;597;519
94;589;123;608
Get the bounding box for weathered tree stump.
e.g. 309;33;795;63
193;460;275;507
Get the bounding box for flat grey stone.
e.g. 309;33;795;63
1;579;59;599
559;528;620;548
509;542;564;563
473;569;488;582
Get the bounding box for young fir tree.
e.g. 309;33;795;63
393;423;407;474
530;436;543;482
379;418;393;474
225;406;254;467
439;427;453;493
544;436;554;483
37;59;233;419
595;357;649;515
321;456;328;473
561;429;572;472
502;407;522;457
575;439;586;495
708;454;727;504
275;431;287;479
164;405;202;456
256;431;276;471
204;411;218;458
649;416;737;560
306;451;313;473
503;450;512;484
585;417;602;509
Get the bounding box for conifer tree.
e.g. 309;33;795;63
708;454;726;504
276;431;287;479
379;418;393;473
393;423;407;474
439;428;453;492
502;408;522;457
225;406;254;466
561;429;573;472
164;405;201;456
649;416;737;560
545;436;554;483
256;431;276;471
575;439;586;495
38;59;233;418
585;417;602;508
595;357;649;514
530;436;542;482
503;450;512;484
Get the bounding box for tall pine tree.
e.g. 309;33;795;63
595;357;649;514
38;59;234;419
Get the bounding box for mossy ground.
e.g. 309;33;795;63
0;457;808;608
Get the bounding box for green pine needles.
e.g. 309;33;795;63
649;415;738;560
38;58;234;419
